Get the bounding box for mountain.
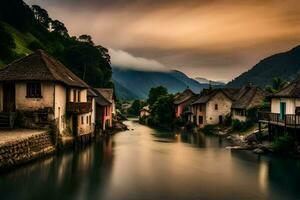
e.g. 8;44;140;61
194;77;225;86
112;67;223;100
227;46;300;88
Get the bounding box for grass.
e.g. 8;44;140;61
3;23;35;56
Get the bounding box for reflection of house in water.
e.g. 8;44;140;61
0;50;94;139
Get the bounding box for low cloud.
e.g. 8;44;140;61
109;48;168;71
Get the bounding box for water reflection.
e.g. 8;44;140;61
0;120;299;200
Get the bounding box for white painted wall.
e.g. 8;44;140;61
77;112;93;135
15;82;54;110
271;98;297;115
54;83;67;134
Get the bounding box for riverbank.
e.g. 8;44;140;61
0;121;128;172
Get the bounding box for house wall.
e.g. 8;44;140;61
191;104;206;128
103;105;113;130
69;88;87;102
91;98;96;133
54;83;67;134
205;92;232;125
15;82;54;110
232;109;247;122
271;98;298;114
77;112;93;135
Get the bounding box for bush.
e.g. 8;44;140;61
203;125;217;135
224;114;232;126
231;119;253;132
272;134;294;153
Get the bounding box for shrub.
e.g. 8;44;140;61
224;114;232;126
203;125;217;135
272;134;294;153
231;119;253;132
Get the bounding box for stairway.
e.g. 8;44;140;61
0;112;11;128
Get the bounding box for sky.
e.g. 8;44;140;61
25;0;300;82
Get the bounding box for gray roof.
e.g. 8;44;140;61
270;77;300;98
0;50;89;88
192;88;237;105
90;88;111;106
96;88;114;103
232;86;267;109
174;89;195;105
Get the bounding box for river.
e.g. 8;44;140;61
0;120;300;200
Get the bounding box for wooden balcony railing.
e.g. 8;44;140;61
258;111;300;127
67;102;92;114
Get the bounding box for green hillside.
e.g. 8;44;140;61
0;0;113;88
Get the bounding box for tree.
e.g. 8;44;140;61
265;77;288;93
128;100;145;116
96;45;111;64
147;86;168;107
150;94;175;126
32;5;51;29
0;24;16;60
51;20;69;37
78;34;94;45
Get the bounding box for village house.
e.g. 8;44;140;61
190;88;238;128
258;77;300;134
140;105;150;118
93;88;114;130
0;50;94;139
231;85;267;122
174;88;195;118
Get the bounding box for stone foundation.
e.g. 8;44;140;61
0;131;56;171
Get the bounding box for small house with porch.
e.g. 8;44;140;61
231;86;267;122
190;88;238;128
0;50;93;139
258;77;300;134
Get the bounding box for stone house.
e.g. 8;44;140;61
174;89;195;118
0;50;93;138
231;86;267;122
190;88;238;128
258;77;300;133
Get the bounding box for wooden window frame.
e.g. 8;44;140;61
26;82;42;98
215;104;218;111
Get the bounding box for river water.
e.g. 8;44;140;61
0;120;300;200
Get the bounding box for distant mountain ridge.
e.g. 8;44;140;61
112;67;223;100
227;46;300;88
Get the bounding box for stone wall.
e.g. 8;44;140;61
0;131;56;170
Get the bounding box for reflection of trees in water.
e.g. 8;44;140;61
180;132;206;147
0;138;115;200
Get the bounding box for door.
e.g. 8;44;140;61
219;115;223;124
280;102;286;121
3;82;15;112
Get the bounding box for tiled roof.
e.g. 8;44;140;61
96;88;114;103
271;77;300;98
174;89;195;105
0;50;89;88
232;86;267;109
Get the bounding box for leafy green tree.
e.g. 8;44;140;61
32;5;51;29
0;24;15;60
78;34;94;45
265;77;288;93
147;86;168;107
128;100;145;116
150;94;175;126
51;20;69;37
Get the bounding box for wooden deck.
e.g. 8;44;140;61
258;111;300;129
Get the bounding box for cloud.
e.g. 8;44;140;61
109;49;168;72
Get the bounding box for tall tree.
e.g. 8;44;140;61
147;86;168;107
32;5;51;29
78;34;94;45
51;20;69;37
151;94;175;125
265;77;288;93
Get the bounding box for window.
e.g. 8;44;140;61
81;116;84;125
86;116;88;124
105;107;108;116
78;90;81;102
73;90;76;102
26;82;41;98
89;115;91;125
215;104;218;110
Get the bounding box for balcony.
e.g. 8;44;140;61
67;102;92;114
258;111;300;128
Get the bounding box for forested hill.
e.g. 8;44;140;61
0;0;113;88
227;46;300;88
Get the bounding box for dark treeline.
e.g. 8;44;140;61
0;0;113;88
